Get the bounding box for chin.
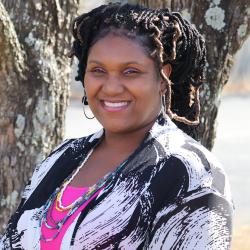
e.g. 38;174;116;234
103;125;132;134
100;119;134;133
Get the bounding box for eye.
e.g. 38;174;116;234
123;68;140;76
89;67;106;75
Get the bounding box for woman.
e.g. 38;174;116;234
1;3;233;249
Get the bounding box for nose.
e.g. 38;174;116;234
101;75;124;96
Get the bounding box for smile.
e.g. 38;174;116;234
101;100;130;111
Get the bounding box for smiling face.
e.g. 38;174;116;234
84;33;170;135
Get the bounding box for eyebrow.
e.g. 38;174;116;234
87;60;144;66
87;60;103;64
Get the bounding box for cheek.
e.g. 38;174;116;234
83;74;89;92
84;75;98;98
139;78;161;101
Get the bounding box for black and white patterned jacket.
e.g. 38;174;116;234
0;113;233;249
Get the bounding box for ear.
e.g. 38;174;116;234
162;63;172;78
160;63;172;93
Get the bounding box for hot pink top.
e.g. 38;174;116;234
40;185;103;249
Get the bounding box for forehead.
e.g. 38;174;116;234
87;34;152;63
89;34;148;58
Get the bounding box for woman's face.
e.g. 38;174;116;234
84;33;170;135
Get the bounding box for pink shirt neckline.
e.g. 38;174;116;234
40;185;103;250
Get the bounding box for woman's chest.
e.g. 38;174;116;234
68;182;153;249
15;175;154;249
70;152;130;187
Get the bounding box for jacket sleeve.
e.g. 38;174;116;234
144;149;233;250
145;189;233;249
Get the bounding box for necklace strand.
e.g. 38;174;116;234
56;149;94;211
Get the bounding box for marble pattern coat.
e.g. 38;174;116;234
0;113;233;249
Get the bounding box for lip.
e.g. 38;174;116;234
100;100;131;112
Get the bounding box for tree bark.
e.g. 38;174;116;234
0;0;79;233
129;0;250;149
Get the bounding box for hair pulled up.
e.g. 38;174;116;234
68;3;207;126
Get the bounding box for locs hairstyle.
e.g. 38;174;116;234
68;3;207;127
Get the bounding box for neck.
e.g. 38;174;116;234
101;118;155;154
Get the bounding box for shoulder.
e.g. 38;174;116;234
170;133;232;206
22;130;104;201
21;138;78;201
151;116;231;202
35;129;104;174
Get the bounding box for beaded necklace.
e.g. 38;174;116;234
40;148;127;242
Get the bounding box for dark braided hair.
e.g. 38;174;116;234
68;3;207;126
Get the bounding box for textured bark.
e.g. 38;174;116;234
0;0;79;233
129;0;250;149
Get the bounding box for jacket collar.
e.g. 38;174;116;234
87;110;177;146
25;111;176;211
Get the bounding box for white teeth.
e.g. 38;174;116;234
104;101;128;108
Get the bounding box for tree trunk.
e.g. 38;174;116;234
127;0;250;149
0;0;79;233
